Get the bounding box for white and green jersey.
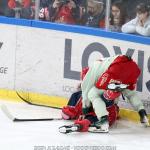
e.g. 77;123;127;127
81;56;118;108
81;56;144;119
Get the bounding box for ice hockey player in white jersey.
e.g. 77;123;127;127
60;55;149;133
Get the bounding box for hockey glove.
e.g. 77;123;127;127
103;90;121;100
138;109;150;127
74;118;91;132
82;107;90;115
61;106;78;120
101;90;120;107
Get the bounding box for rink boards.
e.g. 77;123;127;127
0;17;150;122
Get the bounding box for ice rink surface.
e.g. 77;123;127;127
0;99;150;150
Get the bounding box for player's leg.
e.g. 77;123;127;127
61;91;82;120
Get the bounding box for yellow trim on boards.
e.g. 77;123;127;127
0;89;68;108
119;109;140;123
0;88;149;123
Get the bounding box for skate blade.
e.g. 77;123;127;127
59;126;68;134
88;127;109;133
59;126;79;134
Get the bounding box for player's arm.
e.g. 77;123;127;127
123;89;149;127
81;61;98;108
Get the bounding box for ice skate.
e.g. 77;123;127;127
59;124;81;134
88;116;109;133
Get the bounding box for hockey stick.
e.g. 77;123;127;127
1;105;62;122
16;91;61;109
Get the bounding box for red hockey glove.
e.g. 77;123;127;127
101;90;121;107
74;118;91;132
61;106;79;120
103;90;121;100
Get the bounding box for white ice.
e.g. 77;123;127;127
0;99;150;150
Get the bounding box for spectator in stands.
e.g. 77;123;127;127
77;1;86;22
54;0;79;24
80;0;105;28
39;0;52;21
123;0;150;20
48;0;65;22
109;1;128;32
40;0;52;8
20;0;35;19
121;3;150;36
4;0;16;17
0;0;8;16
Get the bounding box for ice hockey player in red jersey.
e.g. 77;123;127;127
60;55;149;133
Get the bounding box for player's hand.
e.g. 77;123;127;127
140;115;149;127
82;107;90;115
139;109;150;127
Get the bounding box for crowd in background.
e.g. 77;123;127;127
0;0;150;36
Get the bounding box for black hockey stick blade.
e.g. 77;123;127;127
13;118;62;122
16;91;62;109
1;105;62;122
